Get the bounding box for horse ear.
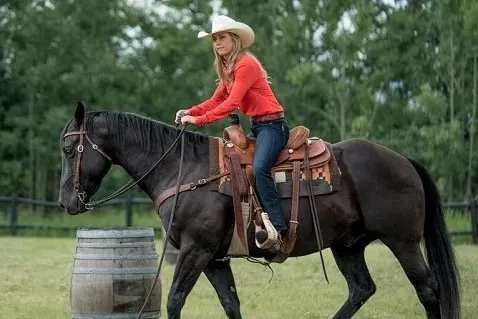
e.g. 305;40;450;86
75;101;87;127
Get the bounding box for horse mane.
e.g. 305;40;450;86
86;111;210;156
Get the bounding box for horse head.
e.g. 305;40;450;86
58;101;113;214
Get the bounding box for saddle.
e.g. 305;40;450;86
218;118;341;262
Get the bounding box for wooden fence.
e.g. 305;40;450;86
0;195;158;235
0;195;477;243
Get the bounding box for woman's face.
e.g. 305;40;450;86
212;32;235;58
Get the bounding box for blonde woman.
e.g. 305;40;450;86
176;15;290;249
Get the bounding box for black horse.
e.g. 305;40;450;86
58;102;460;319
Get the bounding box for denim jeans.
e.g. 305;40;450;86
250;118;290;232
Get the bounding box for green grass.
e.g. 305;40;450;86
1;238;476;318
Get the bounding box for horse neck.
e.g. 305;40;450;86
106;120;211;200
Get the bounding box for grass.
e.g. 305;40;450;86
0;237;477;319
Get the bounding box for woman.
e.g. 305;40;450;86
175;15;290;249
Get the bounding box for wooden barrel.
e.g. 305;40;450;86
71;227;161;319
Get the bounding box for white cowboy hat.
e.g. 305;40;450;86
198;15;255;48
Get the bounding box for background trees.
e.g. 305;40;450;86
1;0;476;201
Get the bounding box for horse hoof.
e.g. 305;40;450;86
255;229;268;244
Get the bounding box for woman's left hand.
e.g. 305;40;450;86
180;115;197;125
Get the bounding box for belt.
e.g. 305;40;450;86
251;111;284;123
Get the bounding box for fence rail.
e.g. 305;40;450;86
1;195;477;243
0;195;159;235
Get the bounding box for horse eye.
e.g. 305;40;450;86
64;147;74;155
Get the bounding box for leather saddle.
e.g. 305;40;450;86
223;124;331;172
219;119;337;262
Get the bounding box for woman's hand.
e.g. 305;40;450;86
175;109;190;124
180;115;197;125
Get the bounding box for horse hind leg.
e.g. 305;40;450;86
330;237;377;319
203;258;242;319
381;236;441;318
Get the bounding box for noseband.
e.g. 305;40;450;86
63;124;112;208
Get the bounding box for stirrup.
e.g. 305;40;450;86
255;213;280;251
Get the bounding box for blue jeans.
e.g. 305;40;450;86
250;118;290;232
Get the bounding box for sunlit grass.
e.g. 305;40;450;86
0;238;476;319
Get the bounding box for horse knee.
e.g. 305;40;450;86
364;281;376;298
351;280;376;304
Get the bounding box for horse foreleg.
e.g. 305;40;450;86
167;245;213;319
330;239;376;319
203;258;242;319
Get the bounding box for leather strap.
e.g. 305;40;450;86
283;161;301;253
304;144;329;282
226;156;248;248
228;154;248;196
251;111;284;123
154;173;228;211
270;160;301;263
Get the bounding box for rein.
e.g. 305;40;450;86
64;122;187;209
304;148;329;283
136;124;187;319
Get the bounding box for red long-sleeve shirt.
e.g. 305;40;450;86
188;53;284;125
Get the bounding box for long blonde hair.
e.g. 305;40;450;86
212;32;269;87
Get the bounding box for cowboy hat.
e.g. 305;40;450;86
198;15;255;48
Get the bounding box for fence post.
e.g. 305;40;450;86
472;199;478;244
125;196;133;227
10;195;17;236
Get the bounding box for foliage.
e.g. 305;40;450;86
1;0;478;201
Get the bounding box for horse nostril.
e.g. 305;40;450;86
58;202;66;210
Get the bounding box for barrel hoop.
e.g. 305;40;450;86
76;228;154;238
72;267;158;275
72;311;160;319
76;242;155;248
74;254;158;260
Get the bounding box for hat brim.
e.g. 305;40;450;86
198;25;255;48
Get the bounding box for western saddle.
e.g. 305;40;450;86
218;115;337;262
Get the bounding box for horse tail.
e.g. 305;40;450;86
407;157;461;319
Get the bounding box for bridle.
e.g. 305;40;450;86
63;120;187;210
63;123;112;208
